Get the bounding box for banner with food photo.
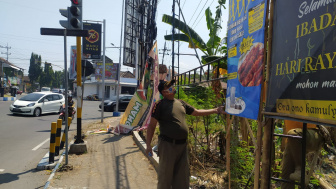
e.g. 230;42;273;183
225;0;267;120
265;0;336;125
95;63;119;80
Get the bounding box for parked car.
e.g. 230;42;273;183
9;92;65;116
51;88;60;93
99;94;133;112
41;87;51;92
59;89;65;94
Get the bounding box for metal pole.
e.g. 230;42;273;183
63;29;69;165
177;0;180;98
135;38;139;86
116;0;125;112
75;35;83;144
172;0;175;78
101;19;106;123
301;123;307;188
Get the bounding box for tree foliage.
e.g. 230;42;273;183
28;53;42;85
28;52;66;91
162;0;227;64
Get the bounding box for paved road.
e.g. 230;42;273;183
0;96;115;189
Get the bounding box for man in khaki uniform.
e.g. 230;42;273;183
146;80;225;189
281;120;325;189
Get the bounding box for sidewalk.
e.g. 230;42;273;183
48;116;158;189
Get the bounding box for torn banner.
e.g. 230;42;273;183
114;41;160;134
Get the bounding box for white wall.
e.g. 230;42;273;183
83;83;98;98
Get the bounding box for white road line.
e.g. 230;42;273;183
32;138;50;151
0;169;4;172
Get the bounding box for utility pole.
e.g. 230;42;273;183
172;0;175;78
159;41;170;65
0;43;11;61
0;43;11;86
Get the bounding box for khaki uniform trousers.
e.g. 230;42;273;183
281;128;323;189
157;139;189;189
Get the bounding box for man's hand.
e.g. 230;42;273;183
145;145;153;157
217;106;226;114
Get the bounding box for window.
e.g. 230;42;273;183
45;95;53;101
53;95;60;100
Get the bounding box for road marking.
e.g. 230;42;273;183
32;138;50;151
0;169;4;172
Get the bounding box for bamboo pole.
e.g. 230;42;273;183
260;118;274;189
240;117;248;143
226;115;233;189
260;0;275;186
244;118;257;149
254;0;271;186
254;120;263;189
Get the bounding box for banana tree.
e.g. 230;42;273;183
162;0;227;97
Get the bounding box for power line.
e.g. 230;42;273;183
194;0;216;28
187;0;204;25
191;0;209;28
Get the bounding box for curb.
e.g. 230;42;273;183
42;140;75;189
0;97;16;101
132;131;159;172
36;152;60;170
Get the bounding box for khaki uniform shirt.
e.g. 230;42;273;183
152;98;195;140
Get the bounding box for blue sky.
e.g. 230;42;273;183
0;0;228;75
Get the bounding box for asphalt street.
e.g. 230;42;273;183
0;96;114;189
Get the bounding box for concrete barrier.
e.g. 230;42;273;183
49;122;57;164
55;119;62;156
60;117;72;150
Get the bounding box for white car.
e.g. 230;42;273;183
9;92;65;117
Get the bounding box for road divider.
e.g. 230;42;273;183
49;122;57;164
60;117;72;150
55;119;62;156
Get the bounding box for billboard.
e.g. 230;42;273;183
95;63;119;81
265;0;336;125
83;23;102;59
225;0;267;120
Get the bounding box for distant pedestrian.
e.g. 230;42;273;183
146;79;226;189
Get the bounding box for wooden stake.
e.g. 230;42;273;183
226;115;233;189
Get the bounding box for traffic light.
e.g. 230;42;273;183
82;60;95;77
59;0;83;30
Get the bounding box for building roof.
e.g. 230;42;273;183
0;57;24;71
120;71;135;78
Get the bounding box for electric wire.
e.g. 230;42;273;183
187;0;204;25
194;0;216;28
190;0;209;28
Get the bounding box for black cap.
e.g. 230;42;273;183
158;79;176;94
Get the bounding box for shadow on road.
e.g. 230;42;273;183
0;168;38;185
116;149;140;189
7;112;59;118
102;134;126;144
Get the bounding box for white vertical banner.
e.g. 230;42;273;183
69;46;77;80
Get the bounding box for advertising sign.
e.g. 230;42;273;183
265;0;336;124
225;0;267;120
83;23;102;59
95;63;119;80
114;42;160;134
69;46;77;80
